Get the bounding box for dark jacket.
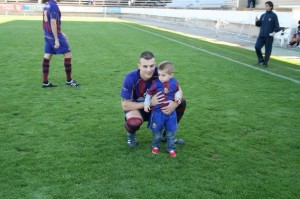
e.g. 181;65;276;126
256;11;280;37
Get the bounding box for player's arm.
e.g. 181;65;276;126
50;18;59;48
273;15;280;33
121;98;144;112
144;94;152;112
176;85;183;99
255;15;261;27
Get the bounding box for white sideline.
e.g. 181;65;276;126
123;23;300;84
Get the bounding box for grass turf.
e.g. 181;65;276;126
0;16;299;199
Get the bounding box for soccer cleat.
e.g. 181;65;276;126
127;134;137;148
169;150;177;157
263;62;268;67
42;82;57;88
66;79;80;87
152;147;159;154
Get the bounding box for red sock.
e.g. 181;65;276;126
64;58;72;81
42;58;50;83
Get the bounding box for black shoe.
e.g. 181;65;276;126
127;133;137;148
42;82;57;88
263;62;268;67
66;79;80;87
257;60;265;65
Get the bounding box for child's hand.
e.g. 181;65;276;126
144;105;151;112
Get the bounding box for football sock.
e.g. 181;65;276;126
42;58;50;83
64;58;72;81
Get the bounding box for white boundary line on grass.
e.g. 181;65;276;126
123;23;300;84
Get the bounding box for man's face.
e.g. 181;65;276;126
138;58;156;81
265;3;272;12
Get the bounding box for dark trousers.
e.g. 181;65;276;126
247;0;255;8
255;36;274;63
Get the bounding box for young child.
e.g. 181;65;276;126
144;61;182;157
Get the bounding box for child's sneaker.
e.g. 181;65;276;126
152;147;159;154
169;150;177;157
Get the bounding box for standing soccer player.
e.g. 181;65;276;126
254;1;280;67
42;0;80;88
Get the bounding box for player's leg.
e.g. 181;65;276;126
63;52;79;87
162;99;186;145
42;37;57;88
148;110;164;154
165;112;177;157
125;110;144;148
255;37;265;64
263;37;274;67
176;98;186;123
247;0;251;8
56;34;80;87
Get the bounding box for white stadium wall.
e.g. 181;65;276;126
0;3;297;28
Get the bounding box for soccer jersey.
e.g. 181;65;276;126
146;78;179;110
120;68;158;102
42;0;70;54
43;0;61;35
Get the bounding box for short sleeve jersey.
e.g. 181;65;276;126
120;68;158;102
43;0;61;34
147;78;179;110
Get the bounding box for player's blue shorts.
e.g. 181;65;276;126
44;33;71;54
148;109;178;133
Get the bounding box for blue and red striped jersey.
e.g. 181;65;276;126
121;68;158;102
147;78;179;109
43;0;61;34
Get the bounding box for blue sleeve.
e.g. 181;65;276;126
273;14;280;32
255;15;263;27
50;4;59;19
120;73;135;100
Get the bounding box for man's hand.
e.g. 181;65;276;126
151;91;164;106
161;100;178;115
54;39;60;49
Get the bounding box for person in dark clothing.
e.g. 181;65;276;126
247;0;255;8
255;1;280;67
288;20;300;47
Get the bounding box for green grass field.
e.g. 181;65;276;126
0;16;299;199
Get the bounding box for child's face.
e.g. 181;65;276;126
158;69;173;83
